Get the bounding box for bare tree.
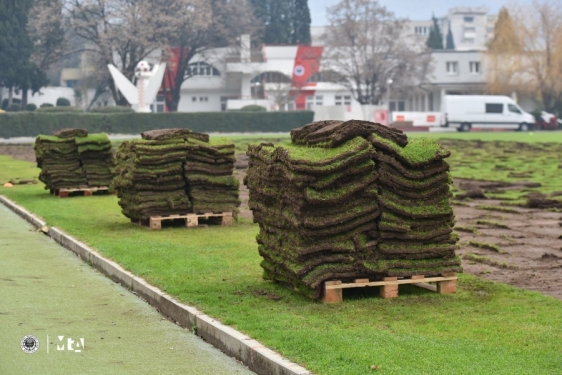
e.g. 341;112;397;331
63;0;257;110
487;1;562;114
62;0;179;105
322;0;429;105
157;0;259;111
28;0;66;72
265;82;300;111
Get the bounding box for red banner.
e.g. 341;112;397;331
292;46;323;110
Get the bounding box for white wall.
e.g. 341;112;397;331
2;87;76;107
178;93;222;112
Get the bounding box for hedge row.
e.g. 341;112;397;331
0;111;314;138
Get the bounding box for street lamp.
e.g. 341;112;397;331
386;78;393;109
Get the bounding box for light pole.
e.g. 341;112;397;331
386;78;393;109
387;78;393;125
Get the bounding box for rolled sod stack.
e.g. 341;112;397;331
113;128;240;221
245;120;461;299
34;128;113;190
185;139;240;214
76;134;114;186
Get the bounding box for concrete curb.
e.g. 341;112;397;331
0;195;311;375
0;195;47;228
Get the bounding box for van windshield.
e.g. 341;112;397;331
508;104;522;114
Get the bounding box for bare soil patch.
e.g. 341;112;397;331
0;144;35;162
454;198;562;299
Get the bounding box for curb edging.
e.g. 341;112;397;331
0;195;311;375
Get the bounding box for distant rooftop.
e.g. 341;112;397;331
448;7;489;15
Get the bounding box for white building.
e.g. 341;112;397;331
7;6;539;117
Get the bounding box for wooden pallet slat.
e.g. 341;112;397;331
136;212;233;230
322;273;458;303
52;186;111;198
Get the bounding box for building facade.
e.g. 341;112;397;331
9;6;538;116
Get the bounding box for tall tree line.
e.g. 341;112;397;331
0;0;51;109
251;0;312;45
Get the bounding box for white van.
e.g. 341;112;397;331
442;95;535;132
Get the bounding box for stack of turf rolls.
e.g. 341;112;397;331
75;133;114;186
113;128;240;221
365;132;460;277
184;138;240;214
113;129;193;221
245;120;461;298
34;128;114;190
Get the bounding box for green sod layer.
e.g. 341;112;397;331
370;134;451;167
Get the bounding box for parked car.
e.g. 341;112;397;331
533;111;558;130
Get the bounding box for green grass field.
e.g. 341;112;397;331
1;150;562;374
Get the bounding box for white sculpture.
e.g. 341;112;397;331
107;61;167;113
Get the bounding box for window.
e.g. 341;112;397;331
469;61;480;74
150;95;166;113
446;61;458;75
415;26;429;35
251;72;291;84
486;103;504;113
508;104;522;114
464;27;476;33
306;70;345;83
192;97;197;102
220;96;238;111
66;80;78;88
199;96;208;102
389;101;405;111
306;95;323;109
464;16;474;23
335;95;351;106
186;62;220;77
464;38;475;44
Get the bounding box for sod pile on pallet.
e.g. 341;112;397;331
245;120;461;298
113;128;240;221
184;139;240;214
76;134;114;187
34;128;113;190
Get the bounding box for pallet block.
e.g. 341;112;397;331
322;273;458;303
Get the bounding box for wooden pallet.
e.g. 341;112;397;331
132;212;233;230
322;273;457;303
51;186;111;198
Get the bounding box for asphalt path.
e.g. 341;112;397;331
0;203;254;374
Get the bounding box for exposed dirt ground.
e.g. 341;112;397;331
2;144;561;300
0;144;36;162
452;179;562;299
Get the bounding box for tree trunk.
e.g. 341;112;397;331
108;78;130;107
21;89;28;109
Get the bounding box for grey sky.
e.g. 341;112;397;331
308;0;530;25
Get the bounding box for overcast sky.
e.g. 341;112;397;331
308;0;530;25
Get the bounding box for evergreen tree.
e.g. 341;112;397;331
251;0;311;45
445;24;455;50
0;0;47;108
292;0;311;44
265;0;293;44
426;16;444;50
